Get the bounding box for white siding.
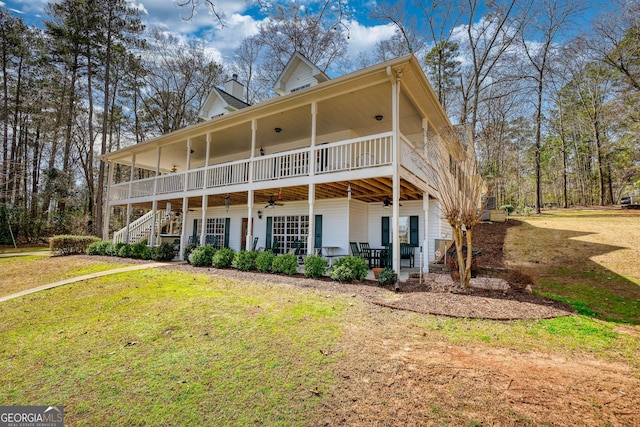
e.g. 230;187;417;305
285;63;316;94
348;200;369;253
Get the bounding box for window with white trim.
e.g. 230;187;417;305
272;215;309;254
194;218;226;248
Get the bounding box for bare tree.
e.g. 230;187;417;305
429;127;485;288
370;0;426;58
458;0;531;131
139;30;224;136
255;4;348;86
520;0;584;214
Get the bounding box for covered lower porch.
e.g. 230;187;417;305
107;178;444;273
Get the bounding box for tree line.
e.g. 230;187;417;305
1;0;639;244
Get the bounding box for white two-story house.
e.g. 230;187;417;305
102;52;464;272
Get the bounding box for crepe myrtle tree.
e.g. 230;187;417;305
430;126;485;288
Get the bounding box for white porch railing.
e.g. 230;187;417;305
254;148;310;182
315;132;393;174
112;210;170;244
109;132;394;202
206;159;250;187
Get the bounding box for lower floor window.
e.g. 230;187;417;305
194;217;226;248
272;215;309;254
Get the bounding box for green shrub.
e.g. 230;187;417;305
272;253;298;275
153;242;175;261
183;243;198;264
131;241;147;259
96;240;112;255
50;234;101;256
499;204;514;214
141;246;154;260
234;250;258;271
189;246;216;267
255;251;275;272
377;268;397;286
86;241;102;255
304;254;327;278
117;243;133;258
212;247;235;268
330;256;368;282
107;242;126;256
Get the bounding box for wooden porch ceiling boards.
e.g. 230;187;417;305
127;178;424;211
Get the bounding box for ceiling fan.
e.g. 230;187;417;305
382;197;402;208
265;195;284;209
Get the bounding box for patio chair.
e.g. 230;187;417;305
358;242;375;268
271;238;279;254
205;235;217;247
188;235;199;245
252;237;259;251
172;239;181;257
400;243;415;267
349;242;362;257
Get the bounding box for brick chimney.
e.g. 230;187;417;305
224;74;244;100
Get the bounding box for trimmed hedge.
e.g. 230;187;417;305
50;235;101;256
233;250;258;271
189;246;216;267
303;254;327;278
212;248;235;268
271;253;298;275
255;251;275;272
330;256;368;282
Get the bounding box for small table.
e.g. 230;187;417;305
321;246;340;266
367;248;388;269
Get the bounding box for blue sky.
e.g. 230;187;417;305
3;0;611;66
3;0;398;64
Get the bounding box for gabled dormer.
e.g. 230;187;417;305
273;51;330;96
199;74;250;121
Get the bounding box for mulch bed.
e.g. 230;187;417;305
83;220;575;319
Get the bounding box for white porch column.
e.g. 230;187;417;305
103;161;114;240
124;154;136;243
200;195;208;245
423;193;430;271
204;133;211;189
179;197;189;260
307;102;317;256
246;121;257;250
391;71;401;272
307;183;315;255
246;189;254;250
149;200;158;246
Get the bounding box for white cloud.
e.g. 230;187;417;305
343;19;396;58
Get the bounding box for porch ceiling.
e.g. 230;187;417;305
127;178;425;211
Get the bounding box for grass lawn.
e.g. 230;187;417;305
505;209;640;324
0;269;345;426
0;209;639;425
0;245;49;254
0;256;136;298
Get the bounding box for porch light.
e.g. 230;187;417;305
257;210;263;219
260;147;264;156
375;115;383;121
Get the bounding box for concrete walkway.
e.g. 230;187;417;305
0;262;170;303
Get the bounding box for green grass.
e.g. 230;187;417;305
0;245;48;254
0;269;346;426
506;210;640;324
0;256;136;298
418;314;639;367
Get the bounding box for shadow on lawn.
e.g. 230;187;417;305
508;220;640;325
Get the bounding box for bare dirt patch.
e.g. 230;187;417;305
318;315;640;426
